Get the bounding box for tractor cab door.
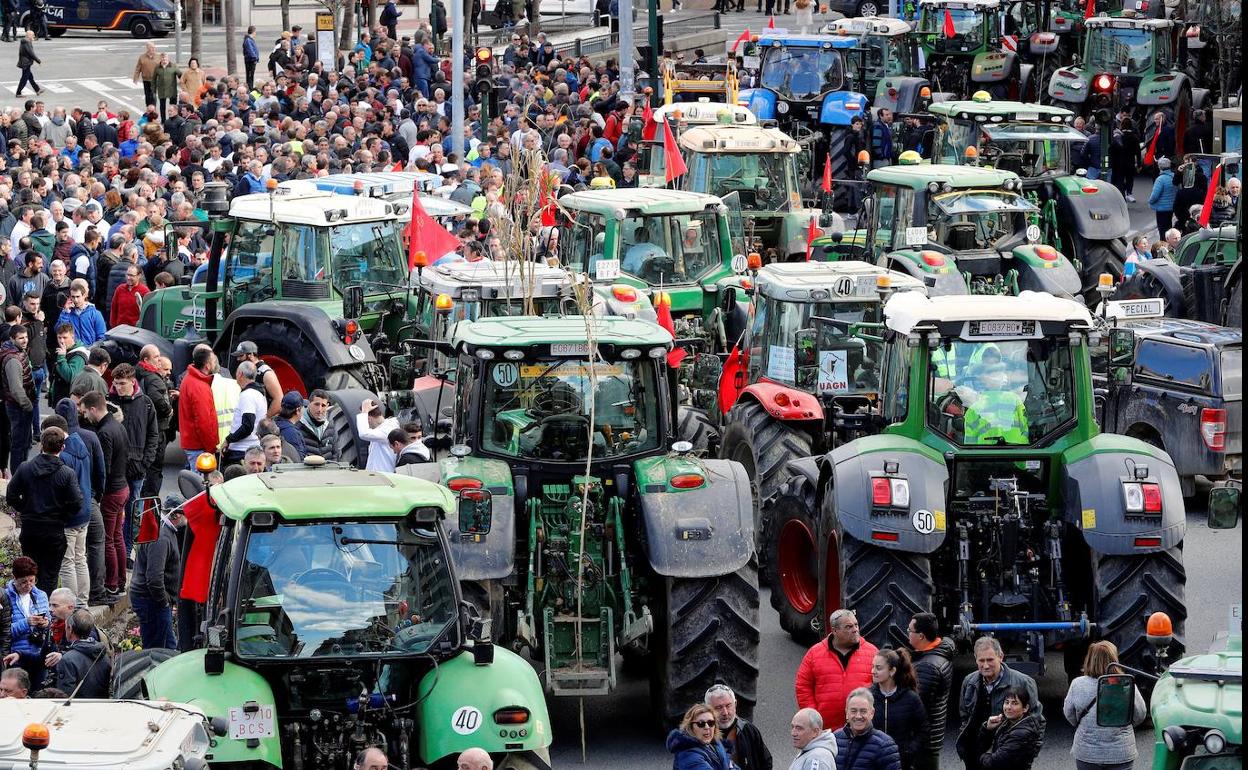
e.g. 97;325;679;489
221;219;277;318
276;223;331;301
721;191;748;260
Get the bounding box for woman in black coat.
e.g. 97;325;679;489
979;686;1044;770
871;648;929;770
1109;118;1142;201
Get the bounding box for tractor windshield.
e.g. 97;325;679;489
235;522;457;659
481;358;662;462
759;46;846;100
918;6;988;48
616;212;721;284
1084;26;1153;76
978;124;1083;177
330;220;408;293
927;336;1076;446
764;300;883;396
926;191;1035;251
695;153;799;212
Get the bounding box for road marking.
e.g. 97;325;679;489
44;82;72;93
79;79;111;91
112;78;141;89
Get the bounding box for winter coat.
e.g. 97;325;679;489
54;637;111;698
1109;128;1140;173
978;713;1043;770
727;717;773;770
130;520;181;606
666;730;734;770
429;0;447;34
58;398;105;506
296;410;340;461
7;452;81;527
833;726;901;770
870;685;927;770
56;427;93;528
178;364;219;453
956;665;1045;763
1064;675;1145;765
153;63;179;101
796;638;879;731
274;415;307;459
109;390;159;482
109;280;149;327
61;303;107;347
20;309;46;369
789;729;837;770
85;408;129;494
1149;169;1178;213
412;46;439;81
137;361;173;431
69;364;107;398
179;69;205;105
132;49;159;82
17;38;39;71
911;637;955;758
0;340;34;410
5;581;49;657
395;441;431;467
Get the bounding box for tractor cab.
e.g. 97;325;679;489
916;0;1020;99
824;17;931;113
929;97;1088;181
637;102;758;188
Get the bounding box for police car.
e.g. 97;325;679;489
36;0;177;38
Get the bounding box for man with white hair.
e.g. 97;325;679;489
955;636;1043;770
789;707;837;770
457;747;492;770
796;608;878;732
708;683;773;770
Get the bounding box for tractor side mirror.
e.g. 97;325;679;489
1095;673;1136;727
1207;486;1241;529
389;353;414;388
204;624;227;676
1109;327;1135;385
343;284;365;322
458;488;493;538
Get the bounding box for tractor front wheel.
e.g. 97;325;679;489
1079;240;1129;305
677;406;719;456
652;560;761;727
764;472;822;643
110;648;179;699
842;533;934;651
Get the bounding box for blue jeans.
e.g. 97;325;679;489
30;366;45;441
6;402;32;475
130;592;176;650
124;477;144;557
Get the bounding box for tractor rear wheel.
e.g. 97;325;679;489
110;648;179;699
236;321;370;396
1079;240;1129;305
324;389;375;468
763;471;822;643
1223;275;1241;327
652;560;761;727
827;127;854;212
677;406;719;456
842;533;934;651
1092;545;1186;698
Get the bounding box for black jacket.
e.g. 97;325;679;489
110;390;159;481
978;713;1043;770
833;725;902;770
871;684;928;770
0;589;11;658
54;637;112;698
85;408;129;493
296;411;339;461
6;452;82;527
911;637;956;757
130;521;181;606
17;38;39;70
137;363;173;431
726;717;772;770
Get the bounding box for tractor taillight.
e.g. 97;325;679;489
612;284;638;302
670;473;706;489
448;477;483;491
920;250;947;267
1034;245;1059;261
1141;483;1162;514
871;477;892;506
1200;408;1227;451
1123;481;1162;514
494;707;531;725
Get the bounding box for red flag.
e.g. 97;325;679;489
1198;163;1222;227
408;185;461;269
179;491;220;603
718;345;748;415
731;28;751;53
806;215;820;261
1142;124;1161;167
642;100;656;141
1084;0;1096;19
943;8;957;38
136;498;160;544
767;15;776;28
821;153;832;194
539;174;556;227
662;118;688;184
654;293;688;368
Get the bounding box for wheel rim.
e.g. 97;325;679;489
261;354;308;397
860;1;878;14
778;517;818;615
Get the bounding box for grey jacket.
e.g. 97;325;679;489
1063;675;1145;764
789;730;836;770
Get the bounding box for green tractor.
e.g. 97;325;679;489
400;315;760;725
1179;0;1242;107
823;156;1083;299
767;290;1191;679
927;95;1133;301
914;0;1024;100
113;461;552;770
823;17;933;115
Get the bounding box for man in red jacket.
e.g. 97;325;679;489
109;264;149;328
178;344;219;468
795;609;879;732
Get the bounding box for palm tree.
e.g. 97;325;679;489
338;0;354;51
188;0;202;60
224;0;237;76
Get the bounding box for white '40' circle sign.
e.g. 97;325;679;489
452;706;483;735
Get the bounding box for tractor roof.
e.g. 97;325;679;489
1084;15;1175;29
928;99;1075;121
654;102;757;126
306;171;443;198
418;261;584;298
756;261;925;301
559;188;724;215
209;465;455;522
866;162;1018;187
678;124;800;154
825;16;912;36
451;315;673;351
232;186;396;226
919;0;1001;9
756;33;859;49
884;291;1092;334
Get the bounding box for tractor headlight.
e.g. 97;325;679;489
777;101;790;114
1162;725;1189;753
1204;730;1227;755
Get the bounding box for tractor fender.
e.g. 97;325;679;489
217;300;377;370
100;323;193;374
1019;62;1034;98
398;455;516;581
739;382;825;423
740;88;778;120
820;90;869;127
823;435;949;553
414;649;552;763
1011;247;1083;298
1136;72;1188;106
1113;258;1185;315
1060;433;1186;555
1190;88;1211;110
143;650;283;767
638;458;754;577
404;375;458;435
1055;178;1131;241
883;252;969;297
1048;70;1090;104
969;51;1014;83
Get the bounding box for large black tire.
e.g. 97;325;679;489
763;471;822;643
110;648;179;699
720;402;815;560
826;127;854;213
652;561;761;727
842;533;934;651
1115;260;1185;316
1223;275;1241;328
677;406;719;456
1079;239;1129;306
324;388;376;468
234;321;371;396
1092;545;1186;695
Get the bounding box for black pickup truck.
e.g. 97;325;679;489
1095;301;1242;497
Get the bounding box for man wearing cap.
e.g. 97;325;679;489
232;340;283;417
273;391;308;460
129;494;185;650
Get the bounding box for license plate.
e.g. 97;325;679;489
594;259;621;280
1015;112;1040;121
228;705;276;740
551;342;591;356
972;320;1033;336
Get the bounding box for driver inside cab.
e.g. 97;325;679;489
622;224;668;278
960;354;1029;445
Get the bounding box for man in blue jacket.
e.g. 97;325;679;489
1148;157;1177;236
242;26;260;91
835;689;902;770
60;279;106;347
412;41;440;100
56;398;108;606
41;413;97;608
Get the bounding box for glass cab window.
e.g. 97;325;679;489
280;224;328;283
919;6;989;48
759;46;846;99
870;184;916;251
226;220;275;297
618;213;720;284
562;211;607;277
1086;26;1153;75
937;120;978;165
691;153;798;212
330;220;406;292
926;191;1034;252
760;299;883;396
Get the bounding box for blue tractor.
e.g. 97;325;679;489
740;34;870;212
